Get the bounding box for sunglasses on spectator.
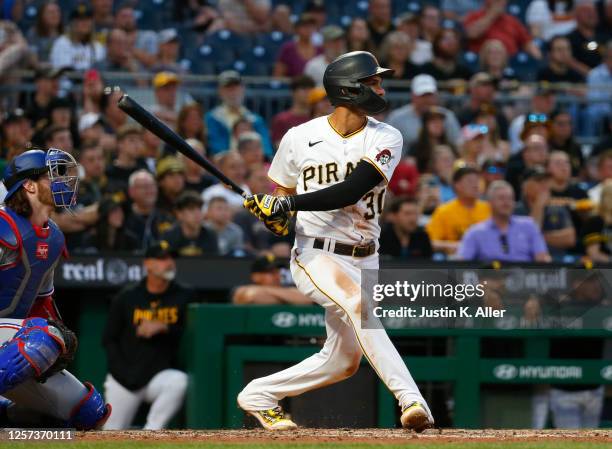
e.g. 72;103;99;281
527;113;547;123
467;124;489;134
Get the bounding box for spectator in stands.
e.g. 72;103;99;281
49;4;105;71
43;124;73;154
274;13;321;78
101;86;128;134
230;117;254;150
80;196;138;253
346;17;376;54
237;132;265;169
587;151;612;205
114;4;158;69
202;151;248;211
204;196;244;255
566;0;606;76
474;103;511;162
92;0;114;34
478;39;519;91
271;75;315;148
388;159;420;197
378;31;418;80
103;241;191;430
152;28;186;75
548;109;584;175
537;36;585;84
77;142;107;207
419;28;473;86
177;103;206;145
309;86;333;118
458;124;489;167
304;25;346;86
395;12;431;66
367;0;394;52
526;0;577;41
217;0;271;34
161;191;218;257
387;74;461;155
599;0;612;40
78;112;106;147
430;145;457;202
420;4;442;45
93;28;140;76
156;156;186;219
106;125;148;194
26;1;64;63
409;106;454;172
379;197;433;259
584;40;612;136
1;109;32;161
232;255;312;305
426;166;491;255
0;20;28;80
441;0;484;21
458;72;510;139
509;86;556;153
205;71;273;157
515;167;576;258
141;129;161;172
459;180;551;262
506;134;550;197
151;71;183;129
582;180;612;262
547;150;591;230
416;173;442;225
124;170;173;252
180;138;214;194
81;69;105;115
24;65;63;128
481;159;507;190
464;0;542;59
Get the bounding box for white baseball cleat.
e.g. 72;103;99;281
242;406;298;431
400;401;433;433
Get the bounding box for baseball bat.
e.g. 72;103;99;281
117;93;246;197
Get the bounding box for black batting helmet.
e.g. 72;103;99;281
323;51;394;115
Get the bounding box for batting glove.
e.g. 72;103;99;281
244;194;295;221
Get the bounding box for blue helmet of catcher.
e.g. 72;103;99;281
2;148;79;209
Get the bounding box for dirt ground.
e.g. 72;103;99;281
78;429;612;445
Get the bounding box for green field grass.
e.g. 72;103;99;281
2;442;612;449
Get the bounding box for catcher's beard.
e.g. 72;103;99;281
37;181;55;208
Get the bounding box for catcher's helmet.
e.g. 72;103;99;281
323;51;394;115
2;150;48;200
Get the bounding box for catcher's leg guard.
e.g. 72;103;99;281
0;318;64;394
67;382;111;430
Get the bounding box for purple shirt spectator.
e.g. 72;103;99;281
458;216;548;262
276;41;322;77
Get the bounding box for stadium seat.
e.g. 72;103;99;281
461;51;481;73
393;0;423;15
255;31;292;61
186;44;221;75
341;1;370;19
237;46;274;76
137;0;176;31
509;51;541;82
507;0;531;24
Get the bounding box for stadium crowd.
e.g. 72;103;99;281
0;0;611;264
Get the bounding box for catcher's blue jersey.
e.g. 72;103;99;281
0;207;65;318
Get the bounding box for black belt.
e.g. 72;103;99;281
313;238;376;258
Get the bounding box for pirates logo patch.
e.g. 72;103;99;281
375;149;393;165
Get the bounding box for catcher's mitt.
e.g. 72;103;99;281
39;319;78;382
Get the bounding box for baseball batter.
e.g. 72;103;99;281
0;149;111;428
238;51;434;432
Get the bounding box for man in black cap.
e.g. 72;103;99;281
49;3;105;71
232;254;311;305
1;109;32;162
21;66;66;127
103;240;193;430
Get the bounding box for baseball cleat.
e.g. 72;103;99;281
400;401;433;433
243;406;298;431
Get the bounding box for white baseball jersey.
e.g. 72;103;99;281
268;115;402;244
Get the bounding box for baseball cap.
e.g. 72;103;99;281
522;165;551;182
2;108;27;125
321;25;344;42
308;87;327;104
396;12;419;25
469;72;495;88
411;74;437;96
47;97;72;113
462;124;489;142
156;156;185;179
70;3;93;20
145;240;177;259
452;165;480;183
158;28;179;45
78;112;103;133
218;70;242;87
84;69;101;83
153;71;180;88
251;254;281;273
294;13;318;27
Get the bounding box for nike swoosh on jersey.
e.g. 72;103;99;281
308;140;323;147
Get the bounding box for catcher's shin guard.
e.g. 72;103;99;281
0;318;65;394
67;382;111;430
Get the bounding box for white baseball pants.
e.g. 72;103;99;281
238;242;432;420
102;369;188;430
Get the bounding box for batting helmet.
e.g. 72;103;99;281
323;51;394;115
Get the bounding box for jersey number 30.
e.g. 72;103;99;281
363;189;385;220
